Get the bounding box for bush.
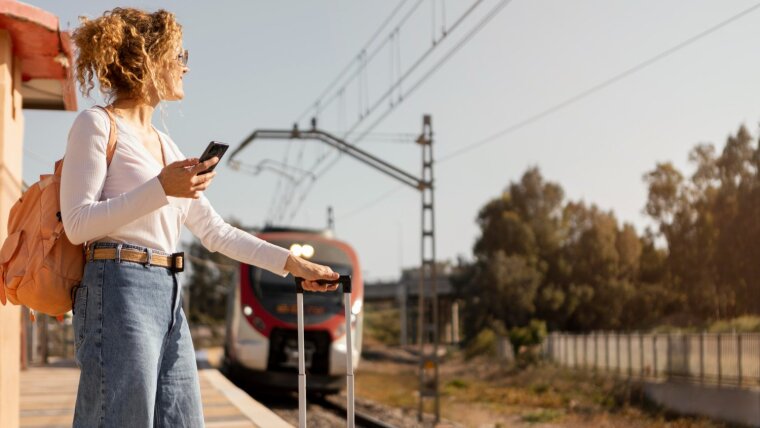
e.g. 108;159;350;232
363;304;401;346
508;319;547;350
709;315;760;333
464;328;498;359
509;319;547;367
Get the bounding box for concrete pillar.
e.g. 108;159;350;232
451;301;459;343
0;29;24;428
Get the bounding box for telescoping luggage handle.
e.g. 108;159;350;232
294;275;354;428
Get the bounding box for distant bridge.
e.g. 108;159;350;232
364;272;459;345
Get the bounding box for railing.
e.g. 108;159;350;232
543;332;760;388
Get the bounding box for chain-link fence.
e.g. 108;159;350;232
543;332;760;388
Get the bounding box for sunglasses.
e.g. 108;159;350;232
177;49;189;66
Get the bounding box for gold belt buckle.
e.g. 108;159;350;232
171;252;184;273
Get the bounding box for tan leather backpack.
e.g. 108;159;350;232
0;105;118;316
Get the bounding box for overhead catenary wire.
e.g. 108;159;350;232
349;0;512;145
266;137;295;223
280;0;419;225
250;0;491;224
437;0;760;164
334;0;760;221
302;0;426;124
294;0;416;125
339;0;489;140
281;0;504;223
305;0;512;189
341;185;405;220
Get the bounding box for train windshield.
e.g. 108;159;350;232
250;238;355;321
250;262;352;315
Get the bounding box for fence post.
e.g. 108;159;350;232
717;333;722;387
604;333;610;371
666;334;672;379
616;333;621;376
553;332;558;362
569;335;573;368
583;333;588;368
737;333;742;387
653;334;658;378
628;333;633;379
639;333;644;379
563;334;567;367
593;332;598;372
572;334;578;368
699;331;704;385
682;334;688;378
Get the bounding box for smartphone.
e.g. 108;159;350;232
198;141;229;175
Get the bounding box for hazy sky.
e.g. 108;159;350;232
22;0;760;281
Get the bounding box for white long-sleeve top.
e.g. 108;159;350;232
60;106;290;276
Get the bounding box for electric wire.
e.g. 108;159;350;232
334;1;760;220
437;1;760;163
294;0;416;125
283;0;503;222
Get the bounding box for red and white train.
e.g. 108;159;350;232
223;227;364;392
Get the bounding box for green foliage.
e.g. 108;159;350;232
508;320;547;367
521;409;563;424
643;125;760;319
363;304;400;346
464;328;498;360
445;378;469;390
708;315;760;333
457;123;760;342
508;319;547;350
454;167;673;336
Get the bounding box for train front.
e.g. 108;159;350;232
224;230;364;392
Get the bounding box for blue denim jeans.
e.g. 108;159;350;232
72;242;204;427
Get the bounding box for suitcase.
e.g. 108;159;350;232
294;275;355;428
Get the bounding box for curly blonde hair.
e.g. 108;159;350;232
72;7;183;103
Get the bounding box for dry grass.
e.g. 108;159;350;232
355;345;728;428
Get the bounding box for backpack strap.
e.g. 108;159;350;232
95;105;118;167
52;106;119;176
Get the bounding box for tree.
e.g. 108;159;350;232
456;168;669;338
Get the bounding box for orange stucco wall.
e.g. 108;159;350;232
0;29;24;428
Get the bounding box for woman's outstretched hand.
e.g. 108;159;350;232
157;157;219;199
285;254;340;292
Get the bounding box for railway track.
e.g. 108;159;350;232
313;395;398;428
224;370;413;427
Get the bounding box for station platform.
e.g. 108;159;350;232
19;357;293;428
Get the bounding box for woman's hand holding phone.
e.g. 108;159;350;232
157;156;219;199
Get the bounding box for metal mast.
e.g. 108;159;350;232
228;115;440;423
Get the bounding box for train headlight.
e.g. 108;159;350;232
289;243;315;259
301;244;314;259
289;244;302;257
242;305;253;317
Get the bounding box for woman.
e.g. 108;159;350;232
62;7;338;427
